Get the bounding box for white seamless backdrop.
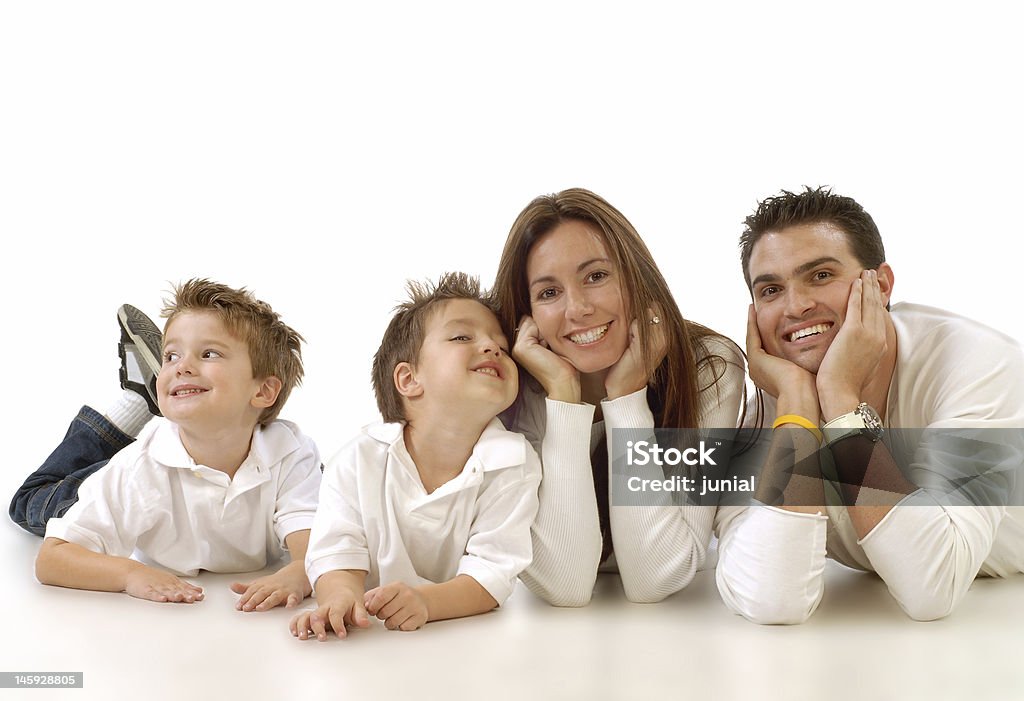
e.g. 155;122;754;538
2;3;1022;698
3;2;1021;487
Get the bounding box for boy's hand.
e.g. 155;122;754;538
124;566;204;604
231;561;312;612
289;590;369;641
364;582;429;631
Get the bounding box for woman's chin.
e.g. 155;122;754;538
557;343;625;377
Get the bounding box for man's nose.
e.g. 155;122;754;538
783;286;815;317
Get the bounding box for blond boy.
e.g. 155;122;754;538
291;273;540;640
22;279;321;607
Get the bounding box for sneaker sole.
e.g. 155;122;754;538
117;304;163;376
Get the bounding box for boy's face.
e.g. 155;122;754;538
404;299;518;419
156;311;276;433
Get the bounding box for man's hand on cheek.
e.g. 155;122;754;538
746;305;819;418
816;270;888;420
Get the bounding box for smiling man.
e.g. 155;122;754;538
714;187;1024;623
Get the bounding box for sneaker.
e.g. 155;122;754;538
117;304;163;416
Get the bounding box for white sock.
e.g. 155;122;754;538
104;391;153;438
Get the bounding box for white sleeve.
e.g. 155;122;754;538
43;451;151;559
714;505;828;624
855;309;1024;619
457;447;542;606
272;432;322;546
860;496;1004;621
514;394;604;606
607;345;744;603
304;441;371;588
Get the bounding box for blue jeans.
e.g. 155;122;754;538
10;406;135;536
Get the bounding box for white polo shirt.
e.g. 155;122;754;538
306;418;541;606
45;418;321;576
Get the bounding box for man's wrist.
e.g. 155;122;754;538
776;384;821;423
817;387;860;423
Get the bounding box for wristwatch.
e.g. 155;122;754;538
822;402;884;446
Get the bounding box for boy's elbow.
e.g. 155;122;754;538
34;540;61;585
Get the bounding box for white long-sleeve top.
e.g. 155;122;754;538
511;336;746;605
715;303;1024;623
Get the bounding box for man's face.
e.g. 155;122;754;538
748;222;887;374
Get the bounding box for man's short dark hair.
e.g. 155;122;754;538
740;186;886;288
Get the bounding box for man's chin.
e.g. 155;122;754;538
785;351;824;376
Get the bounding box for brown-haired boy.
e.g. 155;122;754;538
13;279;321;608
291;273;540;640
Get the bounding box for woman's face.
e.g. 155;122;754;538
525;220;630;376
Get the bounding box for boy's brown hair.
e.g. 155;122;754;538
372;272;494;423
161;278;304;424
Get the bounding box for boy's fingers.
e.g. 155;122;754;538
254;590;286;611
327;608;348;640
291;612;312;639
310;612;331;641
363;588;380;613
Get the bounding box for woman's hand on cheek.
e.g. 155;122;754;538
605;310;668;401
512;315;582;403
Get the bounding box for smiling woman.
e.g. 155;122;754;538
491;188;749;605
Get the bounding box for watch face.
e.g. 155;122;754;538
856;403;884;440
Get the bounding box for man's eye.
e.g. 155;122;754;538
813;271;832;281
760;286;780;298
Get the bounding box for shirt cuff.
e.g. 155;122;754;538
601;387;653;428
44;519;111;555
306;552;371;589
274;512;316;547
457;555;515;606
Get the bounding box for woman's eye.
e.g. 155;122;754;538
587;270;609;283
451;335;471;342
536;288;558;301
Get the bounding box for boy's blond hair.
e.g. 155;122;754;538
161;278;304;424
372;272;495;423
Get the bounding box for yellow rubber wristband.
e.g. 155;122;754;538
772;414;823;445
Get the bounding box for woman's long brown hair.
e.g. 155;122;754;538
492;187;733;430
